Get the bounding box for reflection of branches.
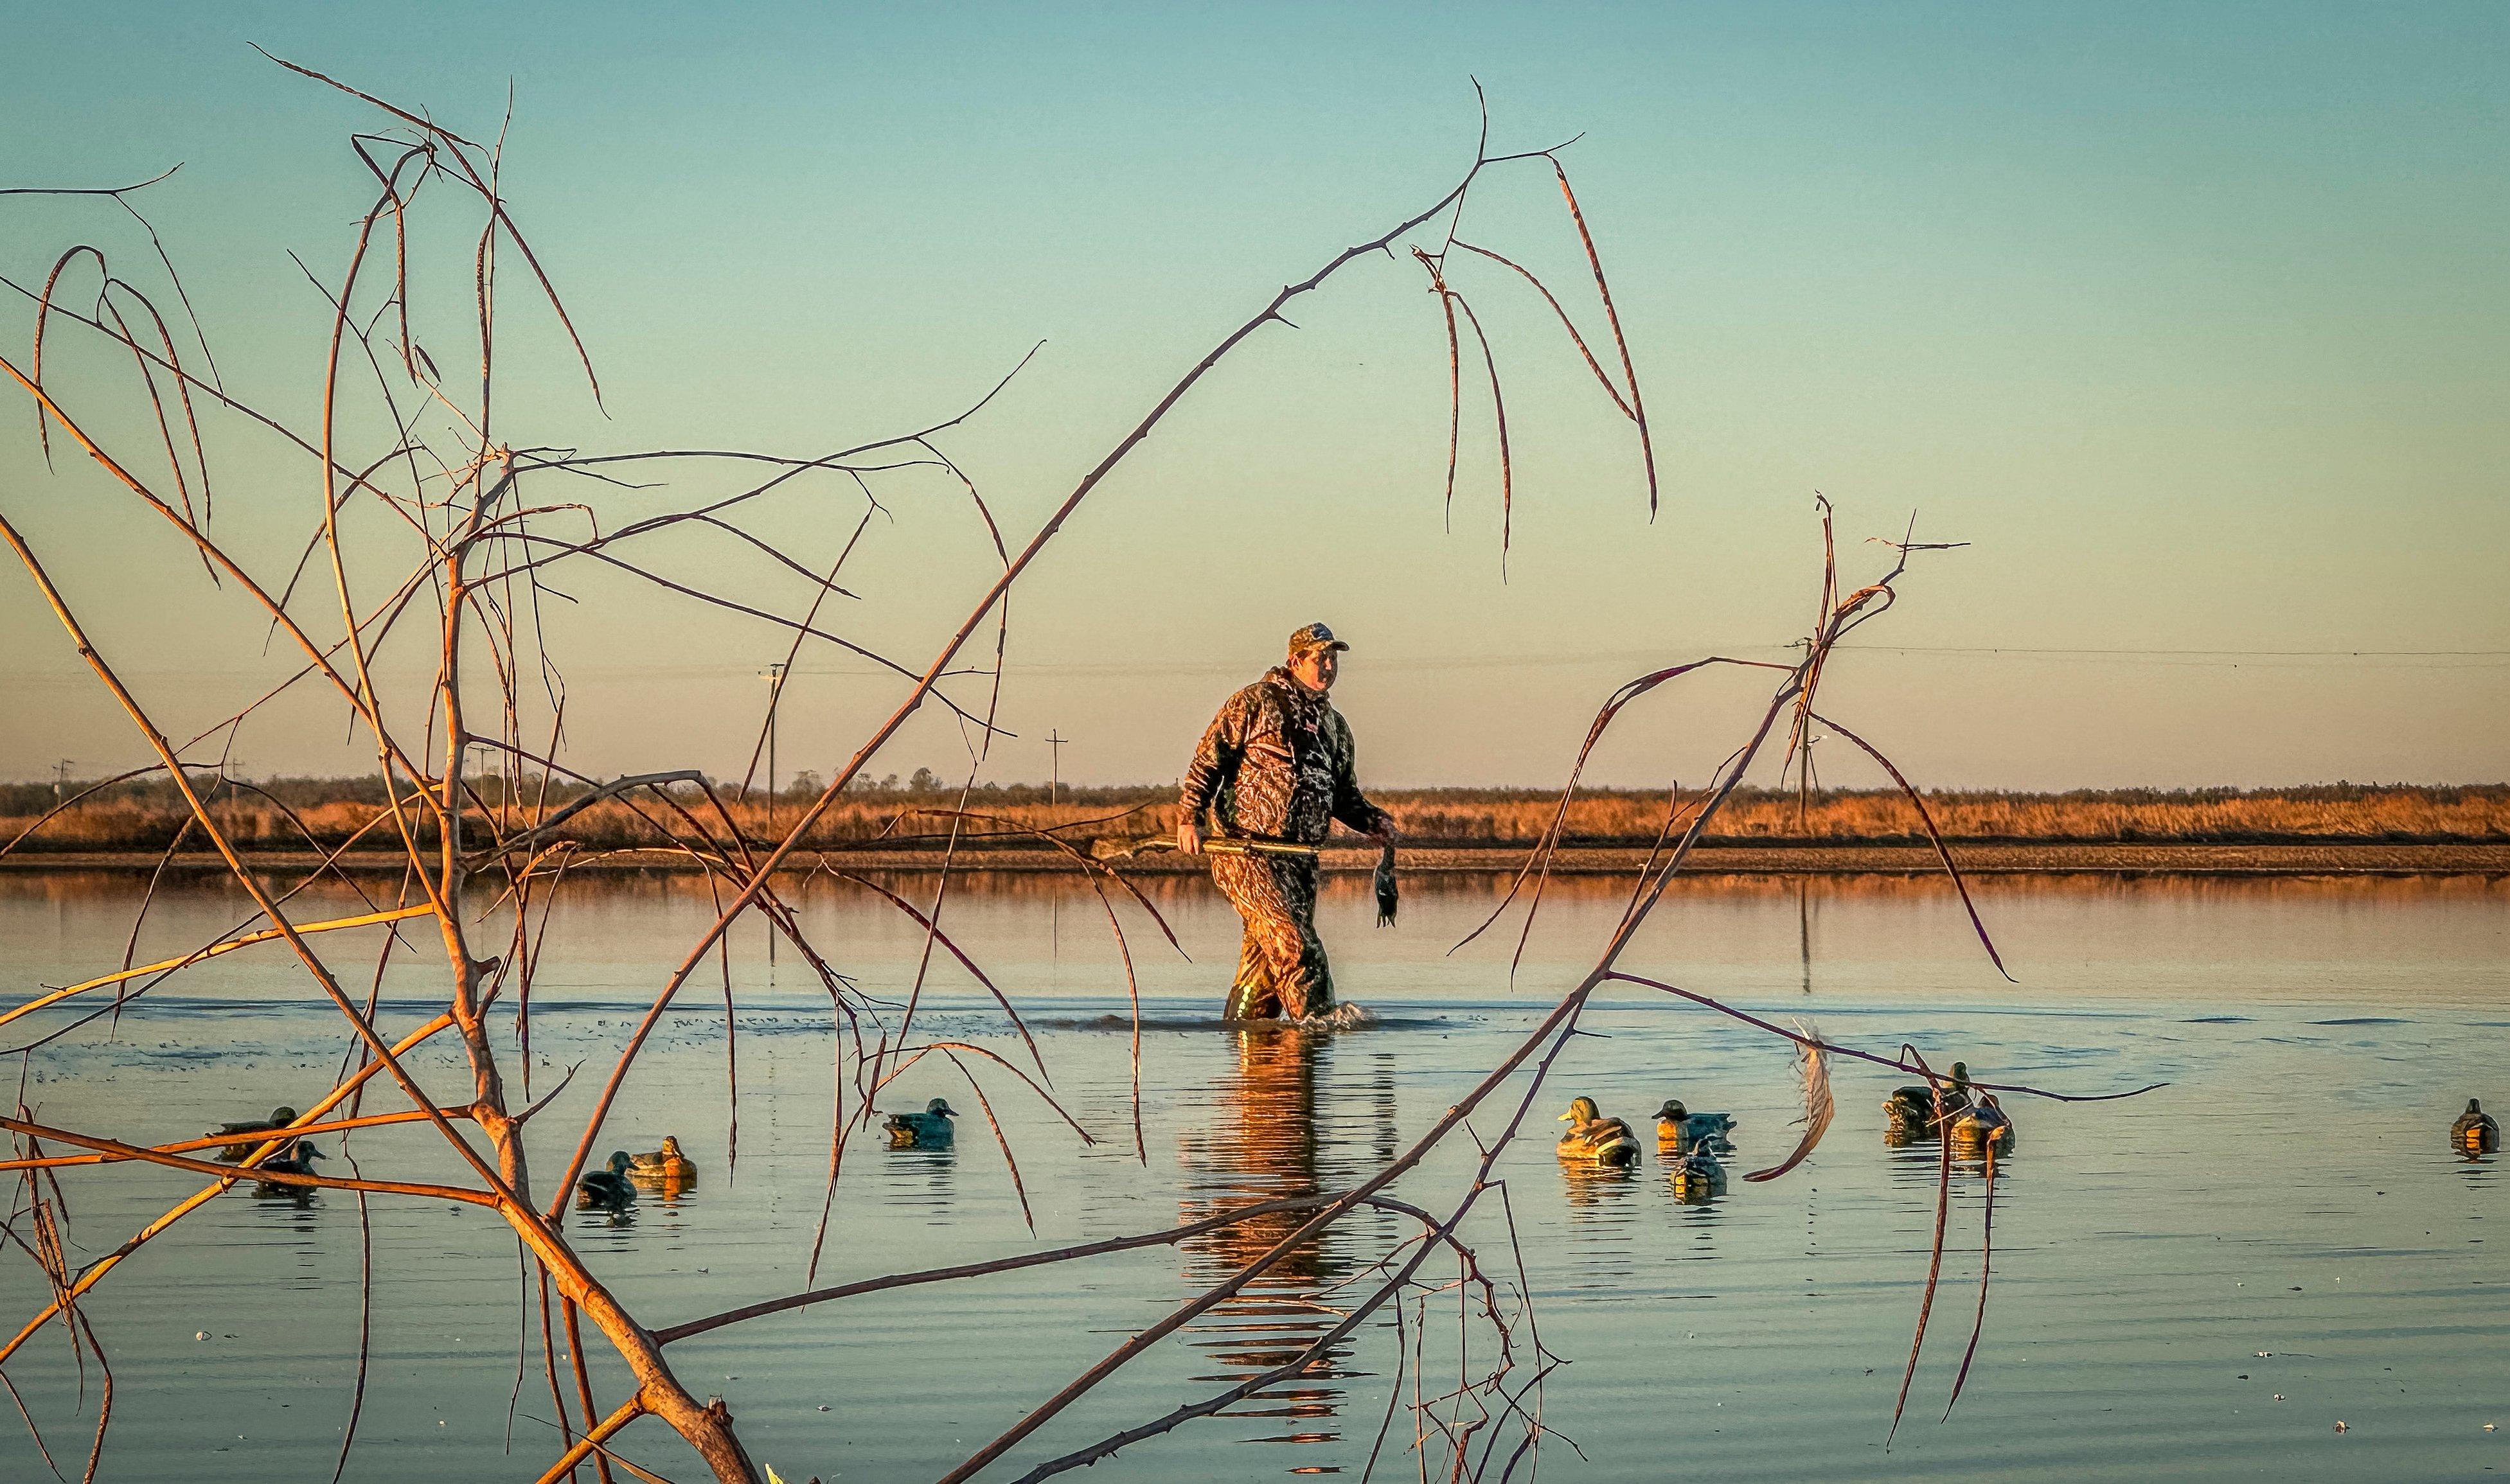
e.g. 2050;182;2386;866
1945;1138;1998;1422
1889;1048;1955;1447
0;905;434;1034
952;510;2145;1481
0;1012;458;1373
1604;972;2162;1106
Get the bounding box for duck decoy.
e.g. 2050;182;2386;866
1556;1097;1641;1167
1948;1094;2015;1158
262;1138;323;1174
627;1135;698;1181
576;1151;639;1210
209;1106;300;1162
1666;1140;1727;1203
884;1098;957;1147
1882;1086;1938;1143
1883;1069;1975;1142
249;1138;324;1197
2453;1099;2499;1156
1650;1099;1737;1156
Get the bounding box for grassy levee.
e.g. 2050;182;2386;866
4;777;2504;856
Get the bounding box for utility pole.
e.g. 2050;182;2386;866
758;664;788;835
759;662;788;975
51;759;73;800
1044;732;1067;976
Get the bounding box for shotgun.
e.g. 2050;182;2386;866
1090;834;1400;926
1092;834;1317;861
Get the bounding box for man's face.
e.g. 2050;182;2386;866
1289;647;1339;691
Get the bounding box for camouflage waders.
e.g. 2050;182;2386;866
1211;851;1331;1020
1183;644;1393;1022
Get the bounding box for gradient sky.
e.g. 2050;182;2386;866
3;2;2504;792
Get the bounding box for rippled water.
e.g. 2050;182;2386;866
0;870;2502;1481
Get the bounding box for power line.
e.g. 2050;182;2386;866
5;644;2504;685
1836;645;2509;658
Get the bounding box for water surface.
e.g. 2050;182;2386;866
0;870;2501;1481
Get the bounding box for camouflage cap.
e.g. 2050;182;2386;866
1286;622;1349;657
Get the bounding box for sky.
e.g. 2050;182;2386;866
1;1;2504;793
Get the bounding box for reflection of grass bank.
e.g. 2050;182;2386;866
5;779;2504;857
9;842;2506;876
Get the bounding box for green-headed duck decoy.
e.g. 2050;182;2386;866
2453;1099;2499;1156
249;1138;324;1197
884;1098;957;1147
1651;1099;1737;1156
1556;1097;1641;1167
576;1151;638;1210
1939;1063;1976;1122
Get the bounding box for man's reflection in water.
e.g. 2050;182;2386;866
1177;1027;1394;1465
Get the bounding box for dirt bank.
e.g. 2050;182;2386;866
10;842;2506;876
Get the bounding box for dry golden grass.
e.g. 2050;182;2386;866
6;779;2502;854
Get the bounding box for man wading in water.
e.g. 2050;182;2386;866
1180;623;1399;1021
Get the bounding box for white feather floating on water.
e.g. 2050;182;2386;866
1743;1019;1834;1183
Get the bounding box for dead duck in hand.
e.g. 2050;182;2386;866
576;1152;638;1210
1666;1140;1728;1202
1948;1093;2015;1157
627;1135;698;1181
1651;1099;1737;1156
209;1106;300;1162
2453;1099;2499;1156
884;1098;957;1147
1556;1097;1641;1167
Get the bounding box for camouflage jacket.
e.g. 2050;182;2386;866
1182;667;1394;845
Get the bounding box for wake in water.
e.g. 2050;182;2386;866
1028;1002;1411;1033
1295;1002;1378;1030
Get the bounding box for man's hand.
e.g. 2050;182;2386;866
1177;820;1202;855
